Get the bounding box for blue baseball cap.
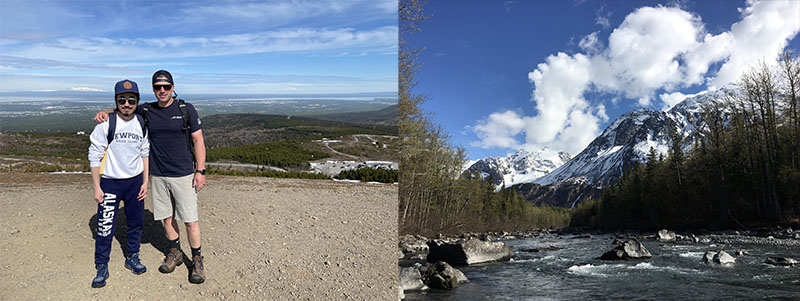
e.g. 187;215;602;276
114;79;139;97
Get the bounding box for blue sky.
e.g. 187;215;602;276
0;0;397;94
406;0;800;160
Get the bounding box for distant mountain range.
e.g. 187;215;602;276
466;88;731;208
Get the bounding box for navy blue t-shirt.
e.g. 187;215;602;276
136;100;202;177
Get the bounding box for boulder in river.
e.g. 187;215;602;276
702;251;716;264
714;251;735;265
399;234;429;255
600;238;652;260
399;265;428;291
764;256;799;266
421;261;463;290
657;230;676;242
427;238;513;266
703;250;735;265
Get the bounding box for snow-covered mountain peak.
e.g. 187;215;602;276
464;147;571;190
527;87;730;207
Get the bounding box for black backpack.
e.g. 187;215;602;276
106;112;147;144
140;99;195;163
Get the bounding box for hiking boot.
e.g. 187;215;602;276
91;263;109;288
189;255;205;284
124;252;147;274
158;248;183;273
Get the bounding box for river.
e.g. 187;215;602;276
405;233;800;300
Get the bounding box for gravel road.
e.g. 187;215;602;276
0;172;398;300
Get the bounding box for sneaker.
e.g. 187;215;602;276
159;248;183;273
91;263;109;288
125;253;147;274
189;255;205;284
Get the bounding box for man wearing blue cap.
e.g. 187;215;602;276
88;79;150;288
94;70;207;284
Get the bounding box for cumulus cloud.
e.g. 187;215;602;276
526;52;592;146
470;110;527;149
470;0;800;155
711;0;800;88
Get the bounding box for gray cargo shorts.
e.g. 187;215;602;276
151;174;199;222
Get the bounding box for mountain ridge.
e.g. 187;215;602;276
472;88;732;207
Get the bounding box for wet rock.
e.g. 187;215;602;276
714;251;735;265
399;266;428;291
600;238;652;260
703;250;735;265
764;256;799;266
399;234;429;257
427;238;513;266
657;230;676;242
421;261;461;290
702;251;717;264
452;266;468;283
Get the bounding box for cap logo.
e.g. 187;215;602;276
123;81;132;89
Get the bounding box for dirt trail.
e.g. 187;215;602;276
0;172;398;300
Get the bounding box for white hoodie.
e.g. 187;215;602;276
88;115;149;179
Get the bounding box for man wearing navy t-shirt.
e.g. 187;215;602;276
95;70;208;284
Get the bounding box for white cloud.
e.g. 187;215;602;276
7;27;398;63
470;0;800;155
602;6;702;101
578;31;602;53
595;5;612;29
69;87;106;92
470;110;527;149
526;52;592;148
710;0;800;88
180;0;394;24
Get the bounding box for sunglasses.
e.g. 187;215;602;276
153;84;172;91
116;97;138;105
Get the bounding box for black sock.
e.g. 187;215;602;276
170;237;180;250
191;246;202;258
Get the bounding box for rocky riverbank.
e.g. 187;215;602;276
399;226;800;298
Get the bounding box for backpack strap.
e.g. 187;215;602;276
177;99;190;133
177;99;196;166
106;112;117;145
134;113;147;138
141;102;150;132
